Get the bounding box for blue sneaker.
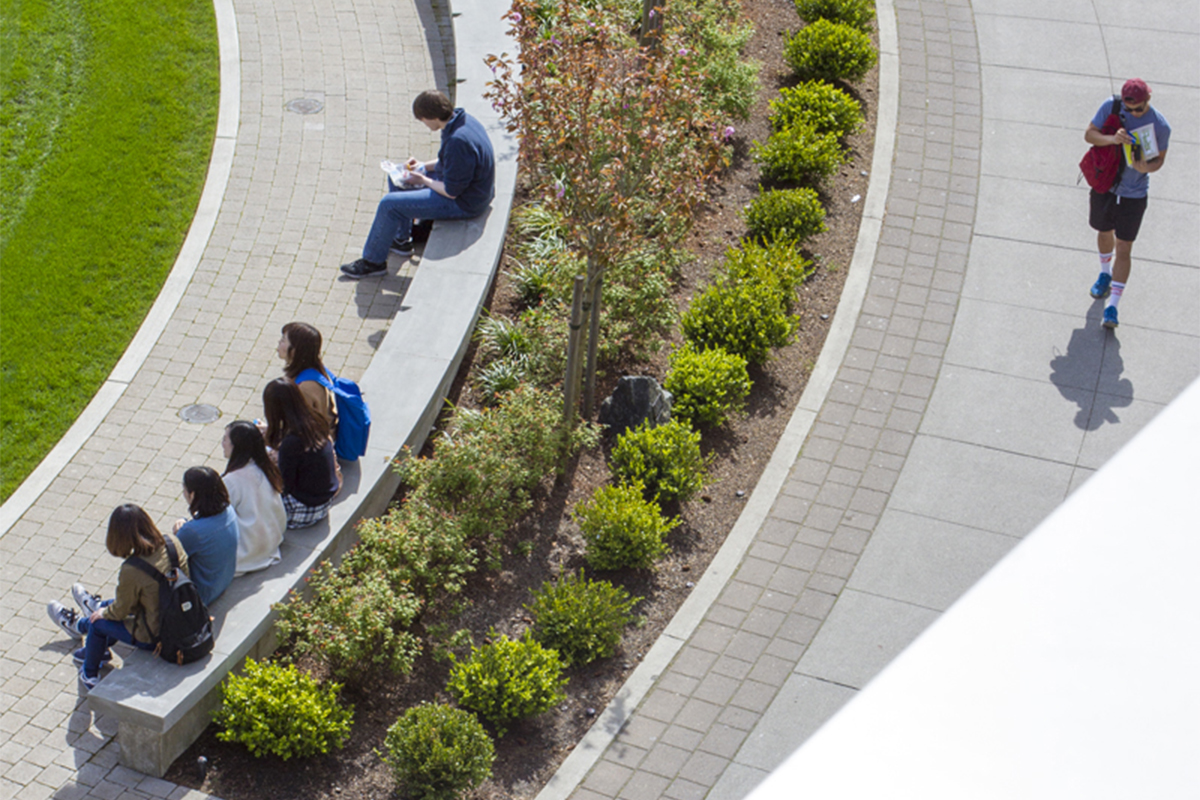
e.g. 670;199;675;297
1102;306;1119;329
78;667;101;692
1090;272;1112;299
72;648;113;667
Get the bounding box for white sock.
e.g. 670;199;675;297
1106;281;1125;309
1099;251;1114;275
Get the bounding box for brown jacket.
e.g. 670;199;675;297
102;533;189;644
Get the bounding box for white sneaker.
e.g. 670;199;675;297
47;601;84;640
72;583;103;615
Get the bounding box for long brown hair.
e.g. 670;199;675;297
106;504;165;557
223;420;284;493
183;466;231;519
262;378;329;450
281;322;330;382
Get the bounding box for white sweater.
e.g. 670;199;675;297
223;464;286;574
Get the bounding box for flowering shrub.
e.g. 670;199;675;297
663;343;752;428
574;483;677;570
794;0;876;32
752;121;845;184
784;18;877;83
213;659;353;760
769;80;863;138
274;563;422;680
744;188;827;245
383;703;494;800
446;634;567;735
610;419;708;503
527;570;641;665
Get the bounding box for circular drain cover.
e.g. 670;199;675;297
179;404;221;424
285;97;324;115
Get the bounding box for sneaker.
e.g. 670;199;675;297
389;238;415;257
47;601;84;640
1102;306;1119;329
72;583;103;615
1090;272;1112;299
72;648;113;667
340;258;387;279
78;667;101;692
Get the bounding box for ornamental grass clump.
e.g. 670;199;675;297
213;659;353;760
610;418;708;504
794;0;876;32
663;343;752;428
751;121;845;184
382;703;495;800
574;483;677;570
446;633;567;735
743;188;827;246
527;570;641;665
769;80;864;139
784;18;878;83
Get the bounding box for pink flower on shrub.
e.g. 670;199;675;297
510;11;522;22
723;126;736;141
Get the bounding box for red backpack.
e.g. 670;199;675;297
1079;95;1125;193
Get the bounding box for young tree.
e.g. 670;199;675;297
486;0;731;425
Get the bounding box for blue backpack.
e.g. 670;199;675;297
296;368;371;461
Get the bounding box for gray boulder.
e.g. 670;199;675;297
598;376;673;435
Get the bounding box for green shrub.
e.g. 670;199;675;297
507;258;557;306
213;659;353;760
784;18;877;83
751;122;845;184
672;0;761;120
382;703;495;800
663;343;752;428
744;188;827;244
527;570;641;664
274;563;423;680
574;482;677;570
446;634;568;735
769;80;863;138
610;419;708;503
681;278;800;365
351;498;478;600
794;0;875;32
723;240;817;313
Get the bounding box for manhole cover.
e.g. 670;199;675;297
285;97;324;115
179;404;221;424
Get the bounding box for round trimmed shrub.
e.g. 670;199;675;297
681;278;800;365
743;188;827;245
383;703;495;800
213;658;354;760
446;634;567;735
751;122;845;184
610;419;708;504
723;240;816;312
784;18;878;83
663;343;751;428
527;570;641;665
769;80;864;138
574;482;677;570
794;0;875;32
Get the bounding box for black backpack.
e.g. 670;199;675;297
127;539;215;665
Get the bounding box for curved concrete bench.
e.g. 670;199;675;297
86;0;517;776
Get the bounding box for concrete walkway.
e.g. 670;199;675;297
0;0;450;797
548;1;1199;799
1;1;1197;800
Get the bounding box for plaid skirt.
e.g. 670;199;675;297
283;493;332;529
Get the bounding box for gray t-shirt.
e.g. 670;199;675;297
1091;97;1171;198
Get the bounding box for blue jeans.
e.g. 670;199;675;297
361;176;481;263
79;615;153;677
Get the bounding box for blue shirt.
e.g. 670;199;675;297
175;506;239;605
438;108;495;215
1091;97;1171;198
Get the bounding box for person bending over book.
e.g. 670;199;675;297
341;89;495;279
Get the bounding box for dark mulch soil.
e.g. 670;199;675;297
166;2;878;797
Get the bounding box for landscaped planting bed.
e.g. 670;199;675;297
166;0;880;797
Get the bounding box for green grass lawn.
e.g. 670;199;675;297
0;0;218;502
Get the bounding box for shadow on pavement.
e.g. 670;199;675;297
1049;302;1133;430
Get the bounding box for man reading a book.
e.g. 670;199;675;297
1084;78;1171;329
341;90;495;279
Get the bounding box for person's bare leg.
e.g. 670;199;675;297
1112;237;1133;283
1097;230;1115;256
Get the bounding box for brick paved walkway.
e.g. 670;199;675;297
0;0;448;797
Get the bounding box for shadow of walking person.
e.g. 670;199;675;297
1050;302;1133;430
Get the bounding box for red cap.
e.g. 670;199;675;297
1121;78;1150;104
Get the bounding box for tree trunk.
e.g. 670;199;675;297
583;274;603;418
562;275;586;432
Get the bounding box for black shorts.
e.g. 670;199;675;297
1089;190;1148;242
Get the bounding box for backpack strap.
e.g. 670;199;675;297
295;368;334;391
1109;94;1126;191
124;555;169;647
